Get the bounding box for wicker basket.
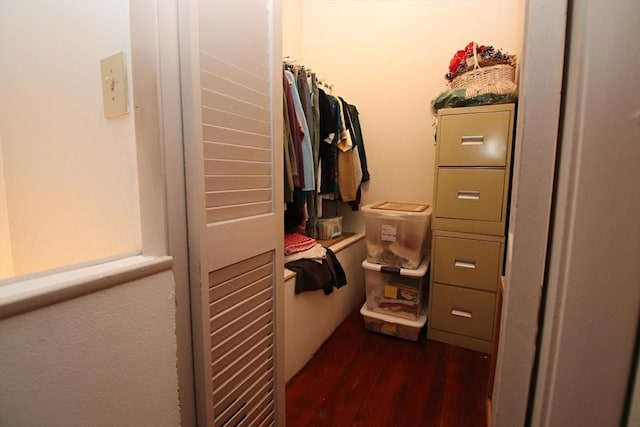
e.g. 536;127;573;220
450;63;515;89
449;43;515;90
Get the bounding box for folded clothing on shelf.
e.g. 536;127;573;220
284;232;317;256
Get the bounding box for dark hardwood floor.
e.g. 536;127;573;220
286;305;490;427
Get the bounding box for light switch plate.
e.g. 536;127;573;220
100;52;128;119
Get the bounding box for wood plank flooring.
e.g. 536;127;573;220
286;306;491;427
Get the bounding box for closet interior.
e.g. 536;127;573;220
281;0;525;421
282;0;523;233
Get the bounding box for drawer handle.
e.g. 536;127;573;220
454;260;476;269
457;190;480;200
461;135;484;145
451;309;472;318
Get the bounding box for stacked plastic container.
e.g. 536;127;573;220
359;202;432;341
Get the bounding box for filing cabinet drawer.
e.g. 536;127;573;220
435;168;505;222
430;283;496;341
438;110;511;167
433;235;501;291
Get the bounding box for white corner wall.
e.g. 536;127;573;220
0;1;140;277
0;270;180;427
282;0;303;62
0;134;14;279
283;0;524;233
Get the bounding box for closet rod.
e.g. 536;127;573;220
282;59;334;93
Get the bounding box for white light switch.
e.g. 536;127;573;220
100;52;128;119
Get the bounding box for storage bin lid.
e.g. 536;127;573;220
361;255;430;276
360;302;427;327
361;201;431;217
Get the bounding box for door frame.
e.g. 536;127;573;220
130;0;197;425
490;1;568;425
528;0;640;424
493;0;640;425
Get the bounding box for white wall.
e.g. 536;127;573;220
282;0;303;61
0;134;14;279
283;0;523;232
284;235;366;382
0;270;180;427
0;0;141;277
0;2;182;425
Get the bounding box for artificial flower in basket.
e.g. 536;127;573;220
444;41;517;98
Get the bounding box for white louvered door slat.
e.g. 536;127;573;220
202;126;270;150
204;142;271;160
180;0;283;425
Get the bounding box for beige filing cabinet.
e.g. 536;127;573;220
427;103;515;353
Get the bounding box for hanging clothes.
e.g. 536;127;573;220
318;87;335;143
283;72;303;189
284;69;315;192
348;103;370;183
283;89;297;203
346;103;369;210
336;96;362;203
319;93;341;197
302;70;321;238
282;62;370;223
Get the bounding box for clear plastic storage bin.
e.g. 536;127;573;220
317;216;342;240
360;303;427;342
362;201;432;269
362;256;429;320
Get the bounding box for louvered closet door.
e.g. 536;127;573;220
179;1;284;426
